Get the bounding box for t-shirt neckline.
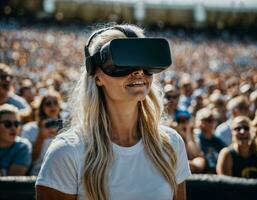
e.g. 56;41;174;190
112;139;143;155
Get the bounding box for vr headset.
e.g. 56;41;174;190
85;27;172;77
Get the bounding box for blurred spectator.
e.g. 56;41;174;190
163;84;181;121
225;77;239;101
173;110;206;173
18;78;37;122
192;74;207;98
21;89;62;175
18;78;36;105
0;63;31;120
216;116;257;178
194;107;226;174
0;104;32;176
215;95;250;146
189;91;204;116
249;90;257;119
208;91;227;124
178;77;193;110
239;83;253;99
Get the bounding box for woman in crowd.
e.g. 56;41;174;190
36;24;191;200
216;116;257;178
21;89;62;175
0;104;31;176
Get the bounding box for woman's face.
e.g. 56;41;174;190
232;121;251;146
96;69;153;103
0;113;21;147
43;96;60;119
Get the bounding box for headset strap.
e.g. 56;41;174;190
85;25;138;75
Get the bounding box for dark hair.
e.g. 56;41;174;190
37;90;61;121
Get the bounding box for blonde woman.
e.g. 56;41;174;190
36;24;191;200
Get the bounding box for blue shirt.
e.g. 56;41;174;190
195;132;226;173
0;136;32;176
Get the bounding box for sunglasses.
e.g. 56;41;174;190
44;100;58;107
237;104;248;110
0;74;13;81
203;118;215;123
177;118;189;124
0;120;22;128
165;95;179;101
233;126;250;132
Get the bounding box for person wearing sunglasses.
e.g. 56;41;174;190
215;95;250;146
0;104;32;176
194;107;226;174
36;24;191;200
20;90;62;175
163;84;182;121
216;116;257;178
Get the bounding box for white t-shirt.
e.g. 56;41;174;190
36;126;191;200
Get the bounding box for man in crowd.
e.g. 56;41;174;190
215;95;250;146
0;63;31;120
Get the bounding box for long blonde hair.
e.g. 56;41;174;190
69;24;177;200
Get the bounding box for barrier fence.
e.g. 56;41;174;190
0;174;257;200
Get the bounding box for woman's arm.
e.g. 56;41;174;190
173;181;186;200
36;185;77;200
216;147;232;175
33;121;57;161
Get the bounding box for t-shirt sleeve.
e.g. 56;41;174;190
12;141;32;167
36;138;79;194
164;126;191;184
174;133;191;184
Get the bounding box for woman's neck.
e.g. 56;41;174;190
234;143;251;158
107;100;140;147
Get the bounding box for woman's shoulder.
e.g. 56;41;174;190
160;125;184;150
21;121;38;134
48;127;86;156
22;121;38;130
13;136;32;152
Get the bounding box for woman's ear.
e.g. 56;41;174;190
95;76;103;86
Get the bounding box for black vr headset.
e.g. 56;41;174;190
84;26;172;77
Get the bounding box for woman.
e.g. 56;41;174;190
0;104;31;176
36;24;191;200
21;89;62;175
216;116;257;178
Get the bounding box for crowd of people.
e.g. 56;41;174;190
0;22;257;179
